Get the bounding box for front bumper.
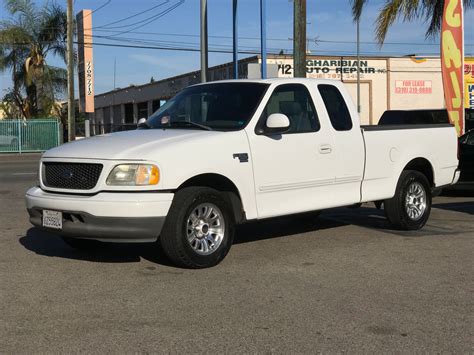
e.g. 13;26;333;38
25;187;174;242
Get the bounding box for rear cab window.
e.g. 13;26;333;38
318;84;353;131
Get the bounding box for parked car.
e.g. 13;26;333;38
0;135;18;148
457;129;474;185
379;108;474;131
26;79;460;268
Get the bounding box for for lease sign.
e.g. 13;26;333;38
395;80;432;94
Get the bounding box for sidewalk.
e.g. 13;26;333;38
0;153;42;162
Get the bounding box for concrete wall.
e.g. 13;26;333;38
388;57;444;111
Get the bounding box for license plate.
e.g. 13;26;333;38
42;210;63;230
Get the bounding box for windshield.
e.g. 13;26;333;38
146;82;269;131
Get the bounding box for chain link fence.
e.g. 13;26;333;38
0;119;62;153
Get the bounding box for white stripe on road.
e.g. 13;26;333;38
12;172;36;175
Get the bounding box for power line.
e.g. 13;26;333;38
86;34;474;55
78;41;451;57
79;0;112;22
3;41;470;57
90;28;473;47
89;0;112;16
94;0;170;29
89;34;288;52
40;26;474;47
104;1;185;38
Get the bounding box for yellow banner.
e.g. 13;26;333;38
466;58;474;109
441;0;464;136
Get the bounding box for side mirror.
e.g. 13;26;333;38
137;117;147;128
264;113;290;134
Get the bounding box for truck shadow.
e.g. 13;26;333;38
19;208;386;266
432;201;474;215
19;228;176;266
234;213;349;244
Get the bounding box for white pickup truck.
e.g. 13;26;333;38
26;79;460;268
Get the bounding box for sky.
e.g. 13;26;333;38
0;0;473;96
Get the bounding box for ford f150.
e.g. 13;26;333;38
26;79;460;268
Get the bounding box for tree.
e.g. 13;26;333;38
351;0;473;44
0;0;68;118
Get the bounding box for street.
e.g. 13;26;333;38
1;154;473;353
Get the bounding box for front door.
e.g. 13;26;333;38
247;83;337;219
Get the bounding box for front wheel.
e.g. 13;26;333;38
160;187;235;268
384;170;432;230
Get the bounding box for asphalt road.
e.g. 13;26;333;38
1;154;473;353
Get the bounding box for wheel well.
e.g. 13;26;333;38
178;174;245;223
403;158;434;187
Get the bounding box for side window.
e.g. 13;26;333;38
260;84;320;133
466;132;474;146
318;84;353;131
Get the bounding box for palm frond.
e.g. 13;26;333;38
43;65;67;94
351;0;370;21
39;2;67;46
351;0;474;44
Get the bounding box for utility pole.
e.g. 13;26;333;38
200;0;208;83
356;17;361;113
293;0;306;78
232;0;238;79
113;57;117;90
260;0;267;79
67;0;75;141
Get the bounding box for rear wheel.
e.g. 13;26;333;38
160;187;235;268
384;170;432;230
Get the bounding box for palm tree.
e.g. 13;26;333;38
0;0;68;118
351;0;473;44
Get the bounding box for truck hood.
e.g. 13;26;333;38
43;129;220;160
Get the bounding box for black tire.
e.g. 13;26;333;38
384;170;432;230
160;187;235;269
61;237;102;251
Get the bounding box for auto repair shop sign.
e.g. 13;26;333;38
274;58;386;80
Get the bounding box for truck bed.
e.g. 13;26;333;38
360;124;458;202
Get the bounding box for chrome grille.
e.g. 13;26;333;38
43;162;103;190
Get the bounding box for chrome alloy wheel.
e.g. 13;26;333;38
186;203;225;255
404;181;427;221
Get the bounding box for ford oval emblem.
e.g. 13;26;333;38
61;169;74;179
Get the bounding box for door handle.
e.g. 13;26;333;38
319;144;332;154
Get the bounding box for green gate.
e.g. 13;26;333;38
0;119;61;153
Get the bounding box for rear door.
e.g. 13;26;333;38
316;84;365;204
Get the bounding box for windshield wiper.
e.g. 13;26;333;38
168;120;213;131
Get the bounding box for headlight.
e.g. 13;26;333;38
106;164;160;186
